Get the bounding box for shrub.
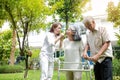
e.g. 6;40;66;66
112;59;120;76
0;30;12;64
0;65;24;73
59;56;64;61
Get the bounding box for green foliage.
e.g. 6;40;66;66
107;1;120;27
112;59;120;76
115;33;120;45
48;0;89;29
0;65;24;73
113;33;120;59
113;76;120;80
31;49;40;59
113;51;120;60
0;30;12;64
107;1;120;48
59;56;64;61
50;0;89;20
1;0;51;57
0;70;66;80
18;0;49;30
0;69;95;80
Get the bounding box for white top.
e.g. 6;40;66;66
55;39;61;51
40;32;56;62
62;38;84;69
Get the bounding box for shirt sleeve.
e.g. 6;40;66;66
80;40;84;51
46;32;55;46
101;27;111;43
61;39;66;50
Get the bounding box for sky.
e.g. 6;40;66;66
0;21;10;32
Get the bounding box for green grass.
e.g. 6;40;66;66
0;69;94;80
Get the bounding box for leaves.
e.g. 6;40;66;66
47;0;89;29
0;30;12;62
107;1;120;27
107;1;120;47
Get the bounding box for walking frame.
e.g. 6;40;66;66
57;59;93;80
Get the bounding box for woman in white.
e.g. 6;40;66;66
40;22;64;80
62;24;84;80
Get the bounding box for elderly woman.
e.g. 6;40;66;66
62;23;84;80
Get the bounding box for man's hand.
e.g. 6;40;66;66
89;54;100;63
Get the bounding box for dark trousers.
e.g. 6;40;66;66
94;57;112;80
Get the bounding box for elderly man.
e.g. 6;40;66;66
82;16;113;80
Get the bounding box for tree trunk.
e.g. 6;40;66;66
9;29;16;65
4;3;17;66
24;55;29;78
65;13;69;30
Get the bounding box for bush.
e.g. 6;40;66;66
112;59;120;76
0;65;24;73
113;46;120;60
59;56;64;61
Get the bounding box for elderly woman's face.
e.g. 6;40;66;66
66;28;74;36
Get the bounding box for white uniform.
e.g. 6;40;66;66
63;38;84;80
40;32;56;80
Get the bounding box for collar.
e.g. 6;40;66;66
94;26;99;31
87;26;99;33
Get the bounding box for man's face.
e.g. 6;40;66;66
85;21;95;31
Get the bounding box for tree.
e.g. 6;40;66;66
1;0;49;64
1;0;19;66
107;1;120;44
48;0;89;29
107;1;120;59
1;0;50;78
107;1;120;27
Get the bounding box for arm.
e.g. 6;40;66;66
82;44;90;60
59;38;64;49
55;34;64;44
90;41;110;63
47;33;64;46
90;27;111;62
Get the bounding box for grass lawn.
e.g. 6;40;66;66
0;70;93;80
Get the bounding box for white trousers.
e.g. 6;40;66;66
40;55;54;80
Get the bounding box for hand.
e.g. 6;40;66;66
82;53;89;60
59;33;64;40
89;54;100;63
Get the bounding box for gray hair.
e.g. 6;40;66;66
82;16;94;25
68;22;86;35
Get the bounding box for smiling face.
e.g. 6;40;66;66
53;25;62;35
66;26;75;39
83;16;96;32
50;22;62;36
84;21;95;32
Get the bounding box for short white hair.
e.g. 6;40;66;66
83;16;94;25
